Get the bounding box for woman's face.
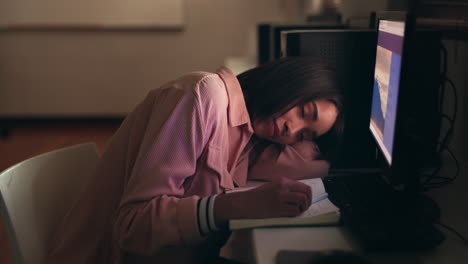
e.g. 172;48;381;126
252;99;338;145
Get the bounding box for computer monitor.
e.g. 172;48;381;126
257;23;347;65
370;19;405;166
320;16;446;249
370;15;441;191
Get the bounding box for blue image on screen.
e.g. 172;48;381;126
371;78;385;136
382;53;402;155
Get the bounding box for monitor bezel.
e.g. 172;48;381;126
372;12;419;188
371;19;407;166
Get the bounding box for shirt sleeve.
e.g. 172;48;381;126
248;141;330;181
112;87;209;256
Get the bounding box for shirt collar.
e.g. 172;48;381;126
216;66;253;133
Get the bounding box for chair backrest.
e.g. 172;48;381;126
0;143;100;264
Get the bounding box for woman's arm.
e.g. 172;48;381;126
213;176;313;228
248;140;330;181
113;78;320;255
113;87;210;256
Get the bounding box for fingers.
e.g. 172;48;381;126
280;204;303;217
281;192;310;213
242;178;313;219
283;180;312;208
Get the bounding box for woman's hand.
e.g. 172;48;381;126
214;177;312;227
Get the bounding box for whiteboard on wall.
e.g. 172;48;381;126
0;0;185;29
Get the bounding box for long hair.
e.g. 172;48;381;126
237;56;344;162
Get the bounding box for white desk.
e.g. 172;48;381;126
222;161;468;264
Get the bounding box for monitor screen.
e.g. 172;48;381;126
369;20;405;166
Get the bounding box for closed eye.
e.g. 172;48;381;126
312;101;318;121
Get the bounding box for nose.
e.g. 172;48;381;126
284;120;303;138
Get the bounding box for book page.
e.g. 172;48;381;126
299;198;339;218
299;178;326;202
228;178;340;230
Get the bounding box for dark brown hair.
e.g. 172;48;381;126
237;56;344;162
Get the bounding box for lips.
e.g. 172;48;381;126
268;119;274;138
272;119;279;139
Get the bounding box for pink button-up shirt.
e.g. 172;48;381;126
46;67;329;264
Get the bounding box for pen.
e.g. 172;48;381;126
312;192;328;204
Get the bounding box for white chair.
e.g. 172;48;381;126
0;143;100;264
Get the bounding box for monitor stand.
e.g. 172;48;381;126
397;191;441;224
324;172;445;251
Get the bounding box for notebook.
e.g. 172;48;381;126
229;178;341;230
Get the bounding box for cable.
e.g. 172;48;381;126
442;146;459;182
422;146;459;189
437;76;457;151
435;45;451;154
422;44;459;189
437;77;457;157
439;45;448;112
440;113;454;124
445;77;459;123
441;45;448;76
421;146;456;188
435;221;468;245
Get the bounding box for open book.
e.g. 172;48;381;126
228;178;340;230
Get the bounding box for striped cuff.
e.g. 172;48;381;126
197;195;219;236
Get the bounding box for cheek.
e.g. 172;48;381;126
252;119;266;135
324;112;338;134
